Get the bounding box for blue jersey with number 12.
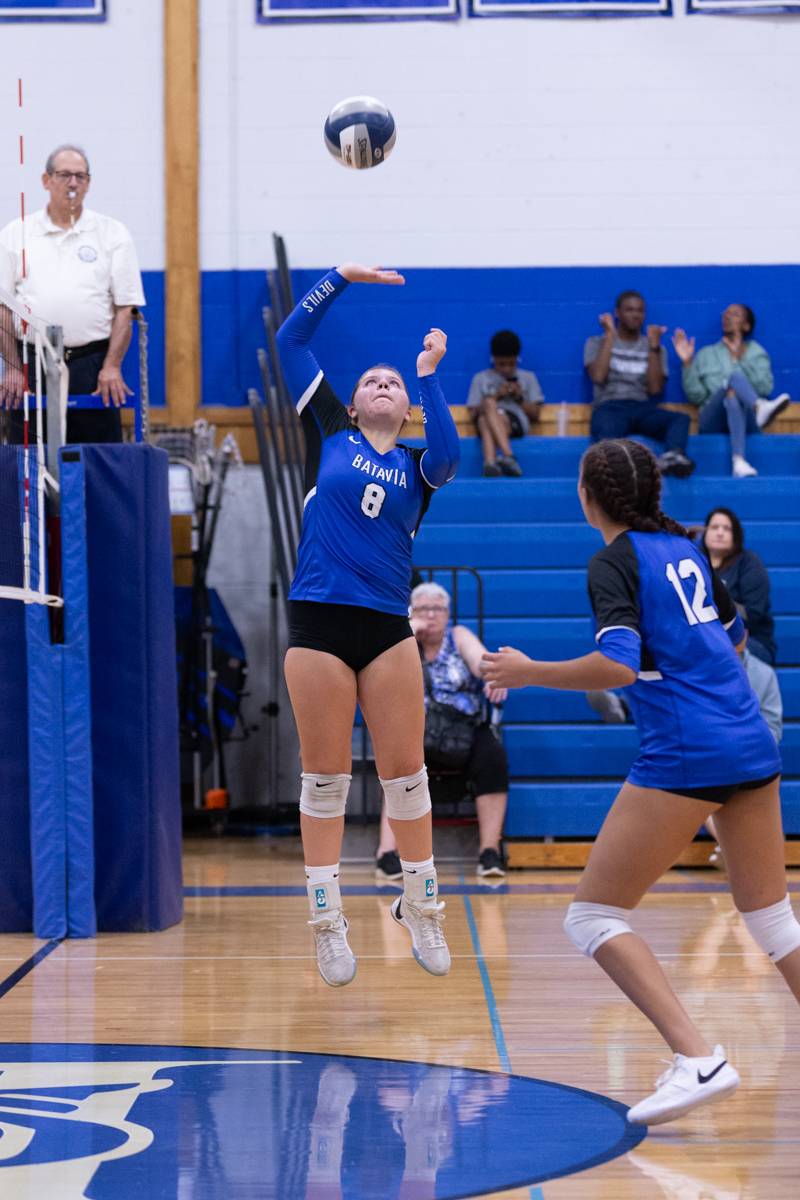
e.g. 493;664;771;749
590;530;780;789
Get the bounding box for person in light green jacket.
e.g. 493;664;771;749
672;304;790;478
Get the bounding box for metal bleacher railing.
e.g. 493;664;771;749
249;234;302;812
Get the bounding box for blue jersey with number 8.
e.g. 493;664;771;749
276;270;459;615
589;530;781;789
290;375;435;613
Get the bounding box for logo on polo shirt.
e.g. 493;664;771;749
78;245;98;263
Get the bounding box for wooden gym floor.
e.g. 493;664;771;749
1;839;798;1199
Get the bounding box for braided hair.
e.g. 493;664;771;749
580;439;688;537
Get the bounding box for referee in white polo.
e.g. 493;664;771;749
0;143;145;443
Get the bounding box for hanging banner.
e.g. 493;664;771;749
0;1;105;18
258;0;458;20
470;0;669;15
687;0;800;10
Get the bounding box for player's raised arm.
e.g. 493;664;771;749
276;269;349;403
416;327;460;488
276;264;405;404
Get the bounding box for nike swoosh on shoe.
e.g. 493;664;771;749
697;1061;727;1084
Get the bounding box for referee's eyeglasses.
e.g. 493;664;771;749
51;170;90;183
412;604;449;616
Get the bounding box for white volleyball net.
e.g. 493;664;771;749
0;284;66;607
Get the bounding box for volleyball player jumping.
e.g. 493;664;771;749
482;438;799;1125
276;264;459;987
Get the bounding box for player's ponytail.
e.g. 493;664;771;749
581;440;688;538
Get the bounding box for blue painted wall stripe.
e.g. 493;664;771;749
135;265;800;413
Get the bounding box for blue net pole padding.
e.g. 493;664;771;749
25;601;68;940
60;448;96;938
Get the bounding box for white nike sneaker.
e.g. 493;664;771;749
306;877;356;987
391;871;450;976
732;455;758;478
308;910;357;987
627;1045;739;1125
755;393;790;429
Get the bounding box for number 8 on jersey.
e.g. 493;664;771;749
361;482;386;519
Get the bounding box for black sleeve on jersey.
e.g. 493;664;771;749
587;534;641;634
710;568;738;627
407;446;435;536
298;375;350;495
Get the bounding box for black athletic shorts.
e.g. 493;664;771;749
663;771;780;805
288;600;413;674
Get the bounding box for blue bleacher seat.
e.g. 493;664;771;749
413;434;800;840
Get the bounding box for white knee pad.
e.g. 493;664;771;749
380;767;431;821
741;895;800;964
299;772;351;819
564;901;634;958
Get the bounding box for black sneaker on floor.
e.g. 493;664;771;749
657;450;696;478
477;848;506;878
375;850;403;881
499;455;523;477
482;461;502;477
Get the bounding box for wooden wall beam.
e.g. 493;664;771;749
164;0;200;424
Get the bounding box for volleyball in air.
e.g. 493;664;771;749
324;96;396;170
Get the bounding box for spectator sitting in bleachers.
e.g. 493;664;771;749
702;504;783;868
375;582;509;880
673;305;790;478
702;507;777;668
466;329;542;478
584;290;695;478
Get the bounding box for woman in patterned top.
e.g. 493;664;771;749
375;582;509;881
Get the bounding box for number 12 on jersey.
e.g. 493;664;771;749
666;559;718;626
361;483;387;519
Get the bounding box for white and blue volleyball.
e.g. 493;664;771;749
324;96;396;170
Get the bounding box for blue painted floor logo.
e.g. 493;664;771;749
0;1043;643;1197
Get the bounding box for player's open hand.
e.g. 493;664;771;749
481;646;534;690
336;264;405;286
417;328;447;377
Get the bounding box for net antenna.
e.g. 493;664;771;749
0;283;65;608
0;77;65;607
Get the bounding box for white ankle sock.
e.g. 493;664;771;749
400;856;434;876
305;863;339;886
